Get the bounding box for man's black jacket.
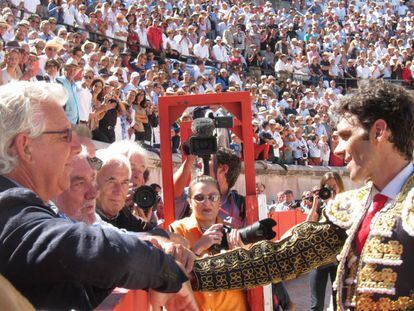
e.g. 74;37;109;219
96;205;168;238
0;175;186;310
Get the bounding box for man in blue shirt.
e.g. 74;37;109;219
57;58;80;124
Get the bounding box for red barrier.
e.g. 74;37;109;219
95;288;149;311
158;92;263;310
269;210;308;240
111;290;149;311
99;211;307;311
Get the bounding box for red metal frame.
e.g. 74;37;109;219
158;92;263;311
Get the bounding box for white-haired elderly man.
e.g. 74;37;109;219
54;147;100;226
94;148;164;233
0;82;197;310
106;140;155;218
54;146;196;306
107;140;148;188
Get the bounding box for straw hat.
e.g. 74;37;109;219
81;40;98;52
45;37;65;51
0;17;10;30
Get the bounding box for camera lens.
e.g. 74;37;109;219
133;185;157;210
318;187;332;200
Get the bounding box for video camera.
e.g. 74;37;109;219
188;116;233;157
210;218;277;254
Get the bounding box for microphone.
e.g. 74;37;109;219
191;117;216;137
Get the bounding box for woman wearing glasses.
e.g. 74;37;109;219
306;172;345;311
169;175;248;311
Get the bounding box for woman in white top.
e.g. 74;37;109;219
306;134;321;166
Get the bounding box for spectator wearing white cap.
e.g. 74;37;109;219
269;120;284;164
56;58;81;124
212;36;229;63
123;71;140;94
37;37;63;75
328;57;341;80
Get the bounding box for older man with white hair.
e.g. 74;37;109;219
106;140;164;224
54;147;100;225
94;148;163;233
0;82;196;310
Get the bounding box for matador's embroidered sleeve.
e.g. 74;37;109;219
191;221;346;291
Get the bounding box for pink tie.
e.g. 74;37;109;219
355;194;388;255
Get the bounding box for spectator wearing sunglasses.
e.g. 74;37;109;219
77;69;94;124
174;148;247;230
36;59;59;83
169;175;249;311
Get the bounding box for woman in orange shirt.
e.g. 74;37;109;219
170;175;249;311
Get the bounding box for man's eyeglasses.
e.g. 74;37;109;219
41;128;72;142
192;193;220;203
87;156;103;170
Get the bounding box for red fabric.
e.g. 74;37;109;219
401;67;412;81
355;194;388;255
146;26;163;51
329;152;344;167
127;31;140;54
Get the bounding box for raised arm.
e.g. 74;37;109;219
173;155;196;198
191;221;346;291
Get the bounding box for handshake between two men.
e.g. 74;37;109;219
146;217;278;310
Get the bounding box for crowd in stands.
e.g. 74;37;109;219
1;0;414;167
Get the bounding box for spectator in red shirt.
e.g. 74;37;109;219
147;19;163;54
401;61;412;87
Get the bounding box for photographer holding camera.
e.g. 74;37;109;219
174;147;246;231
94;147;164;235
91;83;125;143
170;175;249;311
306;172;345;311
